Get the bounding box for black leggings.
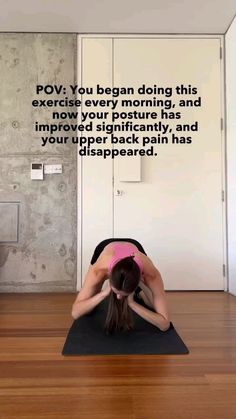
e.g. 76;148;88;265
90;237;147;264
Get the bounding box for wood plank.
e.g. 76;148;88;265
0;291;236;419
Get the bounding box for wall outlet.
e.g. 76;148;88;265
44;164;62;174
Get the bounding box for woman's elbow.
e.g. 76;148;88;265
161;320;170;332
71;304;80;320
71;309;77;320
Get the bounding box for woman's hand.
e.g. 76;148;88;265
127;291;135;305
102;283;112;298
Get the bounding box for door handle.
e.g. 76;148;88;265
115;189;123;196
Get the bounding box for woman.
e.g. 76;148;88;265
71;238;170;334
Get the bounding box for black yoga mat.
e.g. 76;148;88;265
62;295;189;356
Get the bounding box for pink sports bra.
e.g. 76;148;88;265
108;242;144;273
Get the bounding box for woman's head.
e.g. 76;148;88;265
104;256;141;335
110;255;141;298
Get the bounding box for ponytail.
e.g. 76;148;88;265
104;256;141;335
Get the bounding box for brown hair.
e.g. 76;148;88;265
104;256;141;335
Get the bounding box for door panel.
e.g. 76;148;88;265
80;37;225;290
113;38;224;290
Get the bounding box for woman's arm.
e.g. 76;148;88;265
71;264;110;319
129;254;171;331
72;286;111;320
128;277;170;331
128;298;170;331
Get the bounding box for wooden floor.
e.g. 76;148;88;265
0;291;236;419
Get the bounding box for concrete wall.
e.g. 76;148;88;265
0;33;77;292
225;20;236;296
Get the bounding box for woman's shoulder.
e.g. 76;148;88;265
92;251;113;279
135;251;149;265
137;252;160;278
102;242;116;255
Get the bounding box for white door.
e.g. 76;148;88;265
79;36;226;291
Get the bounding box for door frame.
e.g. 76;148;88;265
76;33;227;292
